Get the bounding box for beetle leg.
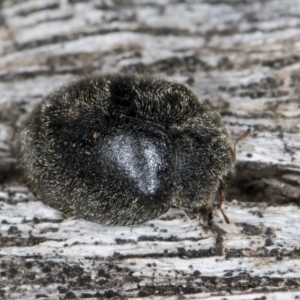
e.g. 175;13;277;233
218;180;230;224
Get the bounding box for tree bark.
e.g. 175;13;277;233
0;0;300;299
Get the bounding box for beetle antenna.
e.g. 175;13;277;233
219;128;251;224
232;128;251;161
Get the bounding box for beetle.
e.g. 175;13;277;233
17;74;249;226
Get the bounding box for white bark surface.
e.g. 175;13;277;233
0;0;300;299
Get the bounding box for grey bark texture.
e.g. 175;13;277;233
0;0;300;299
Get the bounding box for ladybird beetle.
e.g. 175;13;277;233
18;75;249;225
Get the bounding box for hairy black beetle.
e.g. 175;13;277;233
18;75;249;225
